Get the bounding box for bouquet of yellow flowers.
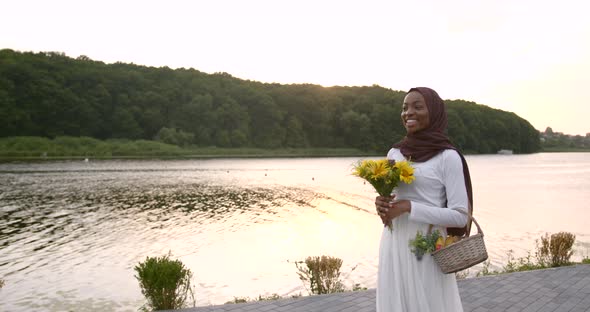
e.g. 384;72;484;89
352;159;415;229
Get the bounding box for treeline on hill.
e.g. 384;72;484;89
0;49;540;154
540;127;590;151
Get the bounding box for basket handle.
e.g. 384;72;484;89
427;209;484;238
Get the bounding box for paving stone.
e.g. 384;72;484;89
166;264;590;312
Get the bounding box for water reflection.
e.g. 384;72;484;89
1;154;589;311
0;164;335;311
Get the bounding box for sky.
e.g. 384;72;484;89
1;0;589;135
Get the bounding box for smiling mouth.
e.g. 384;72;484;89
405;120;418;126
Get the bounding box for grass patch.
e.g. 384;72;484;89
225;255;366;305
183;147;377;158
541;146;590;153
225;293;291;304
0;136;377;160
473;232;581;277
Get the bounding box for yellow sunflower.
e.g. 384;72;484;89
353;159;371;179
370;159;390;180
395;160;415;184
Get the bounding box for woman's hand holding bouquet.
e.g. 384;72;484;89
352;159;415;231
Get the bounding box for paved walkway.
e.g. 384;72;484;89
173;264;590;312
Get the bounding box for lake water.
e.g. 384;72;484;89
1;153;589;311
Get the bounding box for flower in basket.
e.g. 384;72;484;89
352;159;415;230
409;230;441;260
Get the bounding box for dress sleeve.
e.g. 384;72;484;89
407;150;469;228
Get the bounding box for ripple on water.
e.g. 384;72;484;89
1;155;589;310
0;168;324;311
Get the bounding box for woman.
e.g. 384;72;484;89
375;87;473;312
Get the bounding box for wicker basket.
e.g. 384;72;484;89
431;211;488;274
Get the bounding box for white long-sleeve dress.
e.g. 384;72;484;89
376;148;469;312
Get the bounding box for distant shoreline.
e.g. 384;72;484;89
540;147;590;153
2;150;589;163
0;152;378;162
0;148;381;163
1;136;588;163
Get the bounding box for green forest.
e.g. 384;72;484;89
0;49;540;155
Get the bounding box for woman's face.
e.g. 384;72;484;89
402;91;430;134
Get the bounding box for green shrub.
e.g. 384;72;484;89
473;232;582;277
295;256;345;295
455;270;469;280
225;293;282;304
0;136;53;156
225;297;249;304
134;253;194;311
352;283;368;291
256;293;282;301
154;127;195;147
476;259;500;276
53;136;105;155
503;250;543;273
537;232;576;267
475;250;544;277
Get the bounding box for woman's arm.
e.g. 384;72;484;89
407;150;469;228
